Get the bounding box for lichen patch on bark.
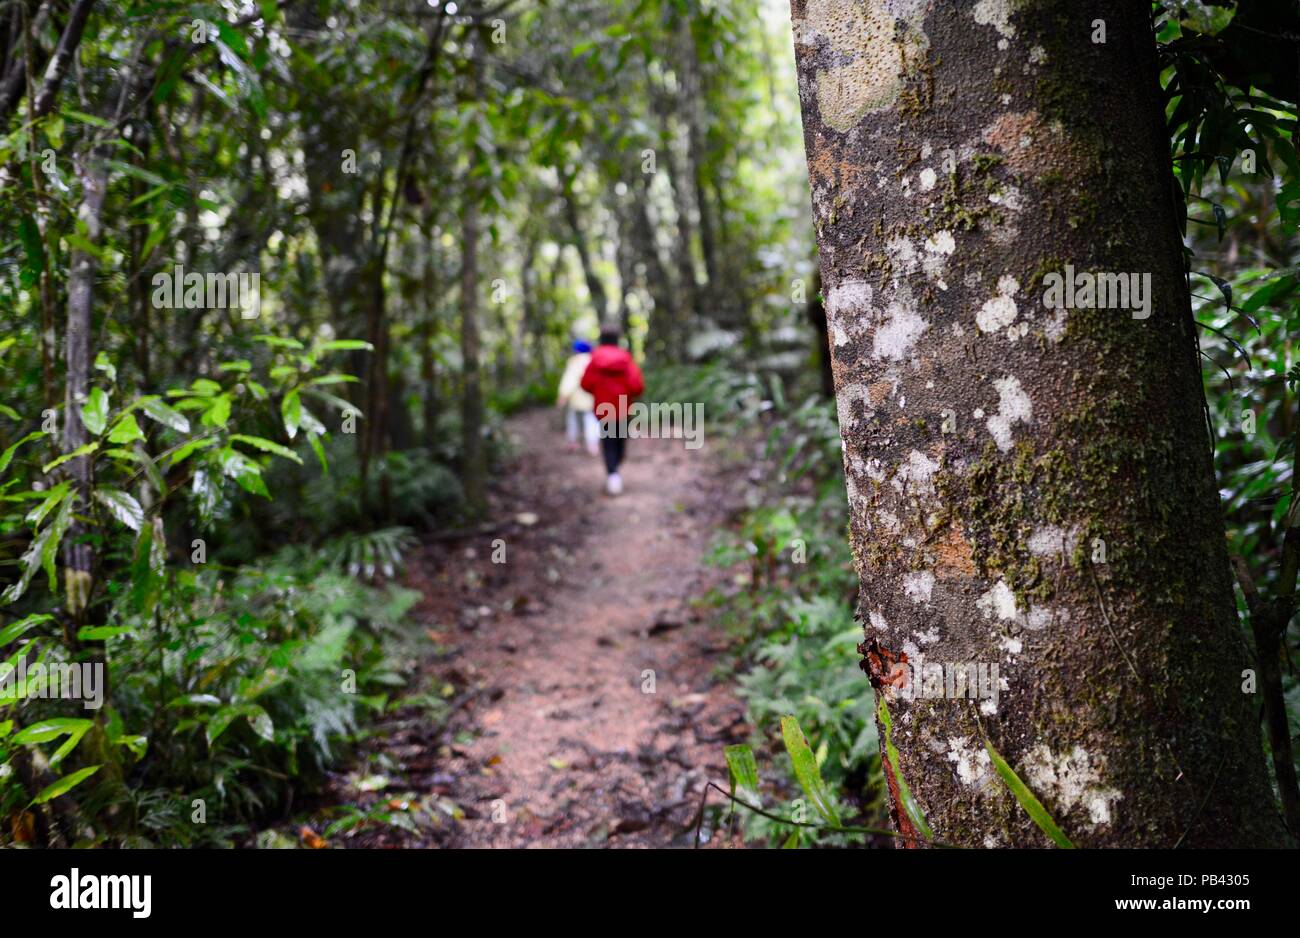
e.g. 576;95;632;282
794;0;930;133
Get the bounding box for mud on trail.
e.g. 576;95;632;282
309;408;752;848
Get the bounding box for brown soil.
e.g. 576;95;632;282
301;407;752;848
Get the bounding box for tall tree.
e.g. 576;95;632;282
790;0;1288;846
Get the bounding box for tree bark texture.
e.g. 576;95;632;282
789;0;1287;847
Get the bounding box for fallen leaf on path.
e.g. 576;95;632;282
299;825;327;849
609;817;651;836
648;614;683;636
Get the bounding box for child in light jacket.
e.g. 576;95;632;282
557;340;600;455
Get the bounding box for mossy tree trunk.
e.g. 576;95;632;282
789;0;1288;847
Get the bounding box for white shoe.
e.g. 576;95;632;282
606;473;623;496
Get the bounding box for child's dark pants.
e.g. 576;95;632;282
600;427;626;475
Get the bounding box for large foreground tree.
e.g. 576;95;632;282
790;0;1289;846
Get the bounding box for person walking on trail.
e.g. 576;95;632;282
581;323;644;496
556;339;600;455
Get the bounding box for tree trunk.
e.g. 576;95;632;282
519;231;548;381
561;176;609;324
790;0;1287;847
421;211;441;448
460;178;487;516
658;111;702;329
63;149;107;630
631;173;681;363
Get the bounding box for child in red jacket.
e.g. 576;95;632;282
580;323;645;495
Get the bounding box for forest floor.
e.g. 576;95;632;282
288;408;753;848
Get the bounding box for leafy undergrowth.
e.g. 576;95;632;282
653;364;888;847
1;538;423;847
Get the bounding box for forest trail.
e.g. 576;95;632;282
342;408;752;847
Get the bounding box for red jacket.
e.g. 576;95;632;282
580;344;644;421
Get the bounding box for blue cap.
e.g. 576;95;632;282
573;339;592;353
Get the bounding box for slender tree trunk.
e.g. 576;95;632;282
561;176;609;323
421;210;441;448
63;149;107;630
128;128;151;387
658;111;702;328
22;4;56;416
460;176;487;515
519;231;547;381
676;17;722;319
631;173;681;363
790;0;1287;847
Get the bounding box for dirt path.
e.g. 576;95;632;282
321;408;752;848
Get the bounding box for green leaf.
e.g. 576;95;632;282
724;743;761;806
206;703;274;746
254;334;304;350
202;393;232;428
317;339;372;352
306;373;359;386
63;109;112;129
40;496;74;591
107;413;145;445
0;431;46;477
105;158;168;188
115;734;148;760
167;693;221;708
12;717;92;745
31;765;101;805
780;715;840;826
42;441;98;473
0;613;52;646
167;436;219;467
307;433;328;473
139;396;190;433
80;388;109;436
93;352;116;384
76;624;133;641
243;704;274;743
25;482;70;526
876;696;934;840
95;488;144;531
1;515;53;603
229;433;302;464
983;738;1075;848
188;378;223;397
18;214;44;284
281;389;302;439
